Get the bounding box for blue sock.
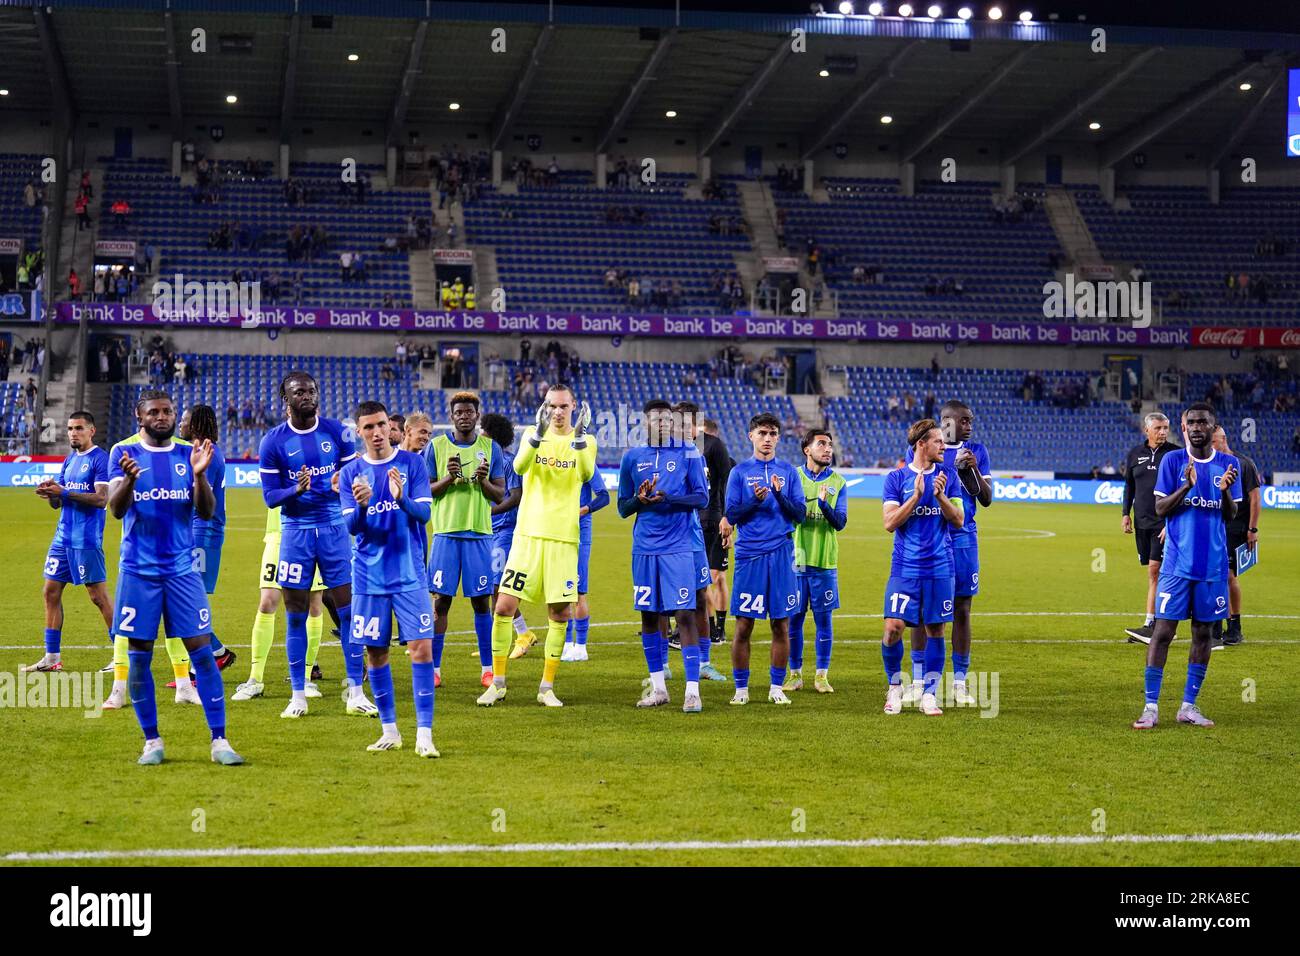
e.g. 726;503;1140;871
190;644;226;741
411;661;435;729
285;611;308;691
575;617;589;646
682;644;701;684
127;648;158;740
337;603;364;688
370;662;396;724
44;628;60;655
924;637;946;696
641;632;662;675
1182;662;1208;705
734;667;750;690
882;642;904;684
660;633;670;671
813;610;833;671
473;612;493;667
789;609;807;671
699;629;711;663
432;629;446;669
566;618;574;644
770;665;786;689
952;652;971;684
208;633;226;655
1144;665;1164;705
911;648;925;684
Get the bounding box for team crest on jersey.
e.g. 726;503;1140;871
1216;596;1226;609
420;613;431;628
787;593;797;609
174;462;187;477
478;575;488;588
81;462;89;473
565;580;575;592
1212;474;1225;488
199;607;210;625
321;441;333;454
944;600;954;613
678;587;689;602
824;589;834;602
78;565;86;578
666;460;677;472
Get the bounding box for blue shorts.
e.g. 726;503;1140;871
113;569;213;641
632;552;698;614
1155;574;1230;623
428;534;493;598
44;542;107;586
731;544;799;620
278;523;352;589
351;589;436;647
491;529;514;587
797;568;840;612
578;538;592;594
954;546;979;598
693;549;710;593
190;531;225;594
883;575;955;626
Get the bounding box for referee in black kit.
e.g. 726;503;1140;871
1120;411;1181;644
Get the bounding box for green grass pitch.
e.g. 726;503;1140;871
2;489;1297;867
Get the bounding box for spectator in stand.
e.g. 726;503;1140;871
173;355;188;384
240;399;255;428
225;402;238;427
340;250;354;283
395;338;408;369
110;198;131;227
68;269;81;301
75;192;91;230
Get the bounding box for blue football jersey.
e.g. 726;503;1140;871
491;466;523;535
109;440;203;576
339;449;433;594
724;457;806;559
618;445;708;556
883;462;960;577
192;443;226;536
53;446;109;550
579;471;610;546
906;440;990;548
1155;448;1242;581
258;417;356;530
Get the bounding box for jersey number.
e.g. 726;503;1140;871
352;616;381;640
633;585;651;607
431;569;444;590
501;569;527;591
279;561;304;585
738;592;765;614
888;592;911;616
118;605;137;633
1158;592;1172;614
44;557;59;575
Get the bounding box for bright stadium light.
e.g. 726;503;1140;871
958;5;973;18
898;3;913;16
1088;121;1101;131
449;102;460;110
1019;9;1033;21
347;53;359;62
880;114;893;124
838;1;854;13
868;1;885;13
988;5;1003;19
928;4;943;17
225;94;238;104
666;110;678;118
0;89;8;96
1239;82;1253;91
819;69;830;77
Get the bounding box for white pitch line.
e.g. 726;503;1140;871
5;831;1298;863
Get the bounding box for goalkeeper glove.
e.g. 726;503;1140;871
571;400;592;450
528;402;550;447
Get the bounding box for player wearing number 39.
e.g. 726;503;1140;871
106;390;243;766
478;384;597;708
338;402;440;757
881;419;964;717
724;412;805;706
1132;402;1242;731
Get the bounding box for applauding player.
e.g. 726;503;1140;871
1132;403;1241;730
881;419;964;717
339;402;440;756
724;413;805;706
107;391;242;765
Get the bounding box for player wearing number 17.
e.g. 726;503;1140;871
338;402;440;757
881;419;964;717
1132;402;1241;731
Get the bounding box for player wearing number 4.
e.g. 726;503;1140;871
106;391;243;765
339;403;440;756
259;371;375;720
478;384;597;708
785;429;847;695
1132;403;1241;731
424;392;506;690
881;419;964;717
724;413;805;706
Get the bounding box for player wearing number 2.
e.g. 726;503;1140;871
1132;402;1241;731
881;419;964;717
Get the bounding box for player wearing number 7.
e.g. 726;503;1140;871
723;412;805;706
478;384;597;708
881;419;963;717
1132;402;1241;730
338;402;440;756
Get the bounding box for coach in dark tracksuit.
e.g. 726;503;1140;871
1121;412;1181;644
1213;426;1260;646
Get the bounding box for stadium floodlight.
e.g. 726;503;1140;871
928;4;943;17
1088;121;1101;131
958;5;973;17
898;3;913;15
665;110;678;118
838;1;854;14
347;53;359;62
0;89;8;96
1238;82;1252;91
819;69;830;77
880;114;894;124
988;5;1003;19
225;94;238;104
449;102;460;110
868;2;885;13
1018;9;1032;21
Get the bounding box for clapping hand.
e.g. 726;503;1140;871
189;438;213;477
637;477;666;506
388;466;404;500
933;470;948;498
352;476;373;507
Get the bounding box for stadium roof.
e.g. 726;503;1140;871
1;1;1296;163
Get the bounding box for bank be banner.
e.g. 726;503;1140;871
1289;69;1300;158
